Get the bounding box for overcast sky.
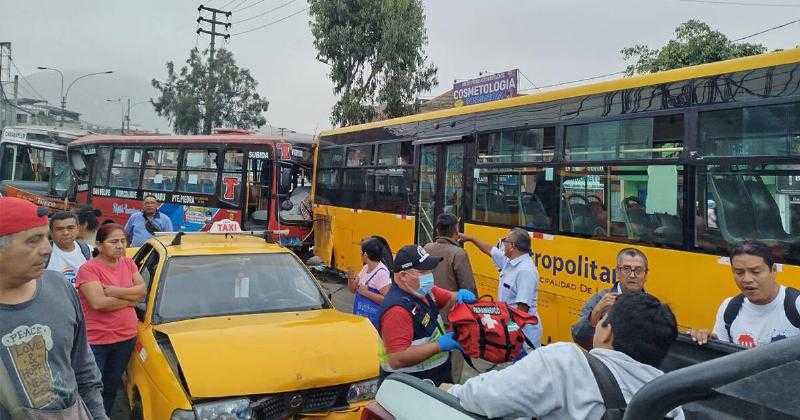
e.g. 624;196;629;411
2;0;798;134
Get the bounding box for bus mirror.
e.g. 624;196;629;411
280;199;294;211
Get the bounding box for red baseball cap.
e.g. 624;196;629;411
0;197;49;236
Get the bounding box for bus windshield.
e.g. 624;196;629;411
0;143;71;197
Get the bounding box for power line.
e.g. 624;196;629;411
228;0;250;11
8;58;46;100
679;0;800;7
218;0;240;9
232;0;267;12
231;0;297;24
518;70;538;90
732;17;800;41
519;70;627;92
231;7;308;36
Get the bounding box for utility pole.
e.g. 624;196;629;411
12;75;18;125
126;98;131;132
0;42;11;130
197;5;231;134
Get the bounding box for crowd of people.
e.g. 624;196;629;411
0;196;168;419
1;192;798;419
351;212;800;419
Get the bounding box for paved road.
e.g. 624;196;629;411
111;273;487;419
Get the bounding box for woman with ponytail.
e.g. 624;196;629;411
74;223;145;416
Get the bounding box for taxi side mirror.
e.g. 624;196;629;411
134;302;146;321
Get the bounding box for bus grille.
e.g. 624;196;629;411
252;385;347;419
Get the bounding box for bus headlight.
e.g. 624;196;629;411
347;378;379;404
193;398;252;419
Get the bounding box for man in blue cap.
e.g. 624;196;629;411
378;244;476;385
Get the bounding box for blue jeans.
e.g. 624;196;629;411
91;338;136;416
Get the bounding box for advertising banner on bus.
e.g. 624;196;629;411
453;69;518;106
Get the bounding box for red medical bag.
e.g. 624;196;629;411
448;296;538;364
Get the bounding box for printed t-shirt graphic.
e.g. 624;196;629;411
2;324;55;408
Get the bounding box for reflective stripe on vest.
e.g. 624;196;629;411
380;315;449;374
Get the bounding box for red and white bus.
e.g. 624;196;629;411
67;130;314;253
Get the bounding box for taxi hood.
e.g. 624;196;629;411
152;309;380;399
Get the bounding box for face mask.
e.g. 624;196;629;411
416;273;434;295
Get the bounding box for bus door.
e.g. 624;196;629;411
243;148;273;230
415;137;474;245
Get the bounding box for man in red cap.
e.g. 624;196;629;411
0;197;107;419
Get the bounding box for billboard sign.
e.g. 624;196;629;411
453;69;518;106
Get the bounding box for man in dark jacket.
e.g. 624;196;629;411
571;247;649;350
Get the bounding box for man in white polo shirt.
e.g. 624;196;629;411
691;240;800;348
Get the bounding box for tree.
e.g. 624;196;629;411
151;47;270;134
309;0;438;126
621;20;767;75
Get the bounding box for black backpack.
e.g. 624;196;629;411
722;287;800;344
45;241;92;268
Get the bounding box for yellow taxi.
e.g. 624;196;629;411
124;232;380;419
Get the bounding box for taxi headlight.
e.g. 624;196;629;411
193;398;252;420
347;378;379;403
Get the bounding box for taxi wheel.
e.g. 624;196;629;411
130;391;144;420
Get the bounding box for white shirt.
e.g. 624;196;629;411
45;242;88;287
448;342;684;420
712;286;800;348
490;246;541;346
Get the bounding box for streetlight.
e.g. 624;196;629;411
105;98;125;134
126;99;151;132
37;66;113;127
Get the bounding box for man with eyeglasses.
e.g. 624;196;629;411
46;211;92;287
571;247;649;350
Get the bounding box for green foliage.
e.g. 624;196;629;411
309;0;438;126
151;48;270;134
621;19;767;75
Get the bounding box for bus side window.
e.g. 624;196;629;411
559;165;684;247
472;167;556;231
180;149;218;194
93;147;111;187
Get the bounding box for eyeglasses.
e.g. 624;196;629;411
53;225;78;232
618;266;647;276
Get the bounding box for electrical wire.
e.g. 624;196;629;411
518;70;538;90
230;7;308;36
232;0;267;12
518;70;627;92
231;0;297;24
732;17;800;41
228;0;249;11
8;58;46;101
218;0;239;10
679;0;800;7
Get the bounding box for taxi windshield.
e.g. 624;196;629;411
155;253;327;322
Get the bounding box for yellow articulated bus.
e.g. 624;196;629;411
311;48;800;344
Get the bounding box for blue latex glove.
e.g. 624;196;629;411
455;289;476;304
438;332;462;352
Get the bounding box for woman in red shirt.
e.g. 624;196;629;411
75;223;146;416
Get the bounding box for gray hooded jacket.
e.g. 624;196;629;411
448;342;684;420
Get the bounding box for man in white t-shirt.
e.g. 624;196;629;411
46;211;91;286
691;240;800;348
